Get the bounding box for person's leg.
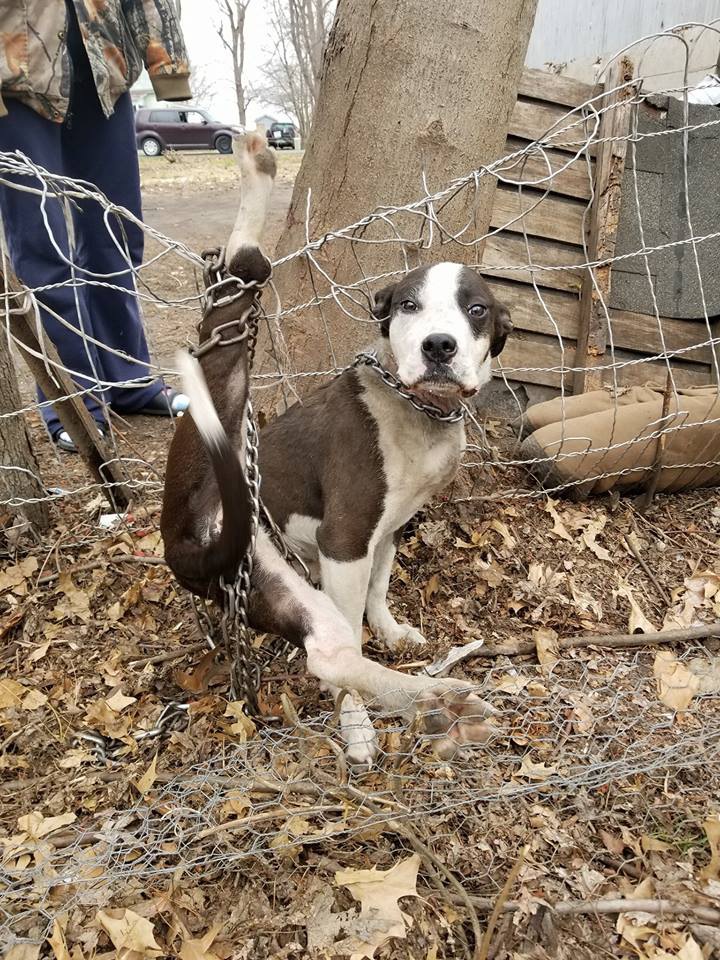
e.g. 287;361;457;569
61;89;166;412
0;99;108;437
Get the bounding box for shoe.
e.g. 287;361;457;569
136;387;189;417
54;426;106;453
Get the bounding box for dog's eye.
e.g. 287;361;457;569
400;300;418;312
468;304;488;318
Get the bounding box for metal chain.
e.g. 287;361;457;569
194;247;303;714
72;702;190;762
352;351;467;424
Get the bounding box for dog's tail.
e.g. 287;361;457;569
173;350;252;588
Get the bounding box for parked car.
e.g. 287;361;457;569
266;122;297;149
135;107;240;156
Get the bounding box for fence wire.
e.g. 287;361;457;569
2;648;719;947
1;20;720;958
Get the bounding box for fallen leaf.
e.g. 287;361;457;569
0;678;25;710
641;834;672;853
567;693;594;734
105;689;137;713
135;753;158;795
84;699;131;740
580;516;612;562
475;558;506;590
544;500;573;542
17;810;77;840
533;627;560;671
678;935;704;960
220;791;251;818
616;913;655;950
178;925;222;960
28;640;52;663
423;573;440;603
489;519;517;551
97;908;162;958
653;651;700;711
617;583;658;634
224;702;257;741
569;579;603;621
306;887;388;959
5;946;41;960
516;757;557;781
286;815;311;836
599;829;625;856
700;816;720;881
174;649;220;693
107;601;123;622
335;854;420;959
0;556;38;593
493;674;529;695
21;689;48;711
135;530;164;556
48;919;71;960
50;573;92;623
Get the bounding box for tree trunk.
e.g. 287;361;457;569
0;331;50;533
265;0;538;388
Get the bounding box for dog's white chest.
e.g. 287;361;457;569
360;375;464;534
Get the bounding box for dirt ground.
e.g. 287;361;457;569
2;152;720;960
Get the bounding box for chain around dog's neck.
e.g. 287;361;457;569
353;351;466;424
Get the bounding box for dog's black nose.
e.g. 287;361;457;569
421;334;458;364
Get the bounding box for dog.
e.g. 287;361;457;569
161;133;509;767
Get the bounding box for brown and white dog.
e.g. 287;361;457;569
162;134;510;767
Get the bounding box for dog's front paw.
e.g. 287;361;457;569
371;618;427;652
415;682;497;759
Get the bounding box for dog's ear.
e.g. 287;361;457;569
490;304;512;357
371;284;395;337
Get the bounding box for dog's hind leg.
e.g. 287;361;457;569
251;531;495;765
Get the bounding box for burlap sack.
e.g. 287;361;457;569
519;384;720;498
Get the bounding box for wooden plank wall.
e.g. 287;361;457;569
484;68;713;392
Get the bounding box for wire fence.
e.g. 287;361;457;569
1;20;720;958
1;647;719;950
1;32;720;510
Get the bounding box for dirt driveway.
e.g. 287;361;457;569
140;150;296;259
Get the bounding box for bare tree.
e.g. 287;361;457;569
189;63;217;109
214;0;252;126
257;0;334;137
268;0;539;378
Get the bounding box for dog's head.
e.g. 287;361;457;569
371;263;512;405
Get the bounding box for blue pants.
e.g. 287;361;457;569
0;91;162;437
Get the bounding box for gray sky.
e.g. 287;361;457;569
179;0;290;125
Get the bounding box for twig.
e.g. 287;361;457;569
478;846;526;960
472;622;720;658
35;553;166;586
193;804;345;841
448;894;720;925
623;533;672;606
282;691;348;784
128;640;209;668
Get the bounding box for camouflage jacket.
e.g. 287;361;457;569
0;0;191;122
